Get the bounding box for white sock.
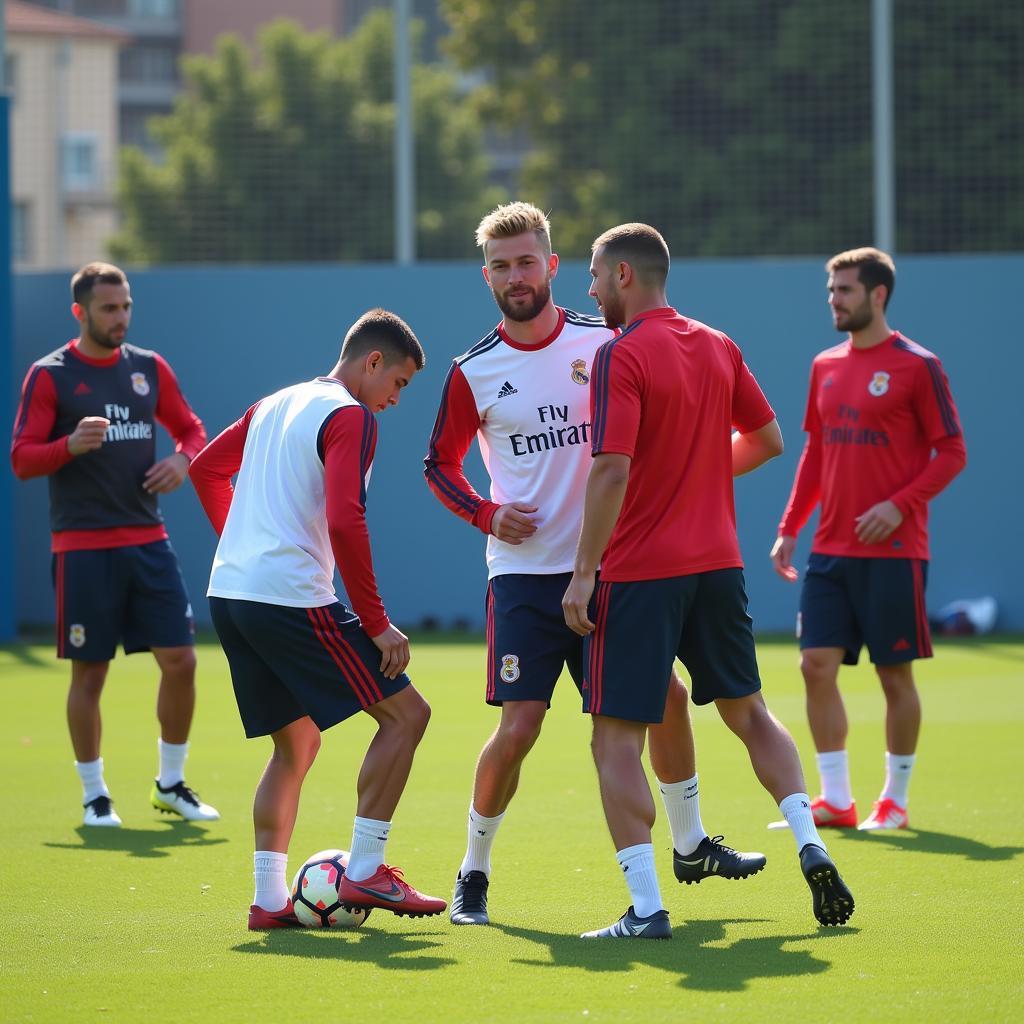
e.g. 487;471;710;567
816;750;852;809
75;758;109;803
346;816;391;881
617;843;663;919
253;851;289;911
158;739;188;788
779;793;826;853
460;805;505;877
659;775;706;855
881;752;915;807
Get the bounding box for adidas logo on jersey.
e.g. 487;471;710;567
497;381;518;398
74;381;92;395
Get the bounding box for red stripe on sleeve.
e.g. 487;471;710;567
153;354;207;461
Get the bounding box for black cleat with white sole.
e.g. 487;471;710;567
450;870;490;925
581;906;672;940
673;835;767;884
800;843;855;926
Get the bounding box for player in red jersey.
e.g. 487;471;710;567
771;247;966;831
10;263;218;827
564;224;854;938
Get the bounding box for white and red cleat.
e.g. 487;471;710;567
857;797;909;831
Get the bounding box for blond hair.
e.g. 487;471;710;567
475;202;551;257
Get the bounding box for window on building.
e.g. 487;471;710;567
62;134;100;191
119;43;179;85
127;0;180;19
2;53;15;101
12;202;31;263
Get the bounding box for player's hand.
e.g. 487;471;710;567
854;500;903;545
370;624;410;679
143;453;190;494
66;416;110;456
770;535;799;582
562;570;596;636
491;502;539;545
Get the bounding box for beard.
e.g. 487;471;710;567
834;300;874;333
85;313;126;349
494;279;552;323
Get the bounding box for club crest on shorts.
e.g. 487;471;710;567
131;372;150;396
570;359;590;385
500;653;521;683
868;371;890;397
69;624;86;648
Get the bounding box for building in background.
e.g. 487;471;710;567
6;0;125;269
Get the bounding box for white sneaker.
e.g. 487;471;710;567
151;779;220;821
83;795;122;827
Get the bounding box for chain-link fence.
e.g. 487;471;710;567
7;0;1023;267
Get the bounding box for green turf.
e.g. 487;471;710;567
1;639;1022;1023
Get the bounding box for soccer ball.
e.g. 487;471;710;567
291;849;371;929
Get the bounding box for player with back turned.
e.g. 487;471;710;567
563;224;854;938
770;247;966;832
10;262;219;828
425;202;764;929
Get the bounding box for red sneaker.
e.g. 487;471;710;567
810;796;858;828
248;899;302;930
338;864;447;917
857;797;909;831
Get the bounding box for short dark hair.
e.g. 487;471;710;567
826;247;896;308
341;308;425;370
71;262;128;306
592;223;670;286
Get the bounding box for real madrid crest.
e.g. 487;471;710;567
571;359;590;385
500;653;521;683
131;372;150;396
868;371;890;397
69;624;86;648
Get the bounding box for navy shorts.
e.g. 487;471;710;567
485;573;584;706
799;553;932;666
583;569;761;723
210;597;410;738
52;540;194;661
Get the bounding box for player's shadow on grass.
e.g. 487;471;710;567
4;645;51;667
495;917;856;991
43;822;228;859
232;929;455;971
842;827;1024;862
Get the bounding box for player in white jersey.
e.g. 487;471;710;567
190;310;446;929
424;203;765;927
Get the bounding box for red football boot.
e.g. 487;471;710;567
248;899;302;930
338;864;446;917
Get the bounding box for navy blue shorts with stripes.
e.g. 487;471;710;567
799;553;932;666
209;597;410;738
484;572;584;706
583;569;762;723
52;541;194;661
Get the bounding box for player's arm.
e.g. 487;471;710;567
563;453;631;636
146;354;207;494
10;366;107;479
733;418;783;476
423;361;537;542
324;406;408;679
189;404;258;535
856;357;967;545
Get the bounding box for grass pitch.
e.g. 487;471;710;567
1;638;1022;1023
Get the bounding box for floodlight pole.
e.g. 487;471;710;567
871;0;896;253
394;0;415;265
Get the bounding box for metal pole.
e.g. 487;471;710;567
0;0;18;639
393;0;414;264
871;0;895;253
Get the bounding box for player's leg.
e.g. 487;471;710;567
55;549;124;826
452;575;567;925
580;578;679;940
858;558;929;830
799;555;864;825
649;671;764;883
